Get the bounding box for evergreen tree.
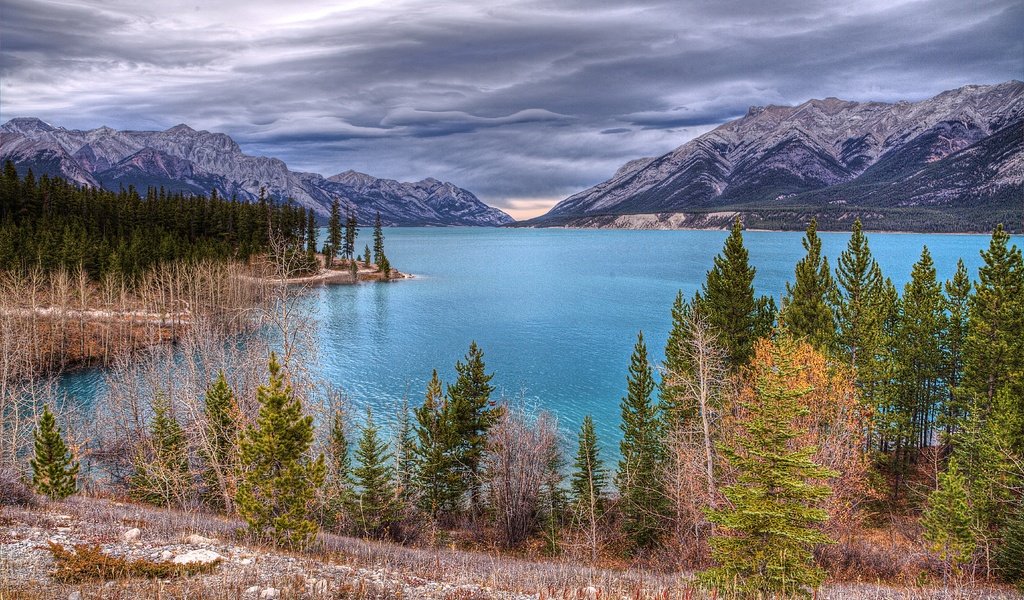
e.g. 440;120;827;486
889;247;946;474
394;396;416;499
202;372;238;511
351;409;400;539
996;509;1024;588
326;409;353;489
446;342;501;514
961;225;1024;420
306;211;317;263
30;405;79;500
941;259;972;437
373;212;385;266
615;331;668;552
922;459;976;573
326;199;342;268
570;415;608;513
131;395;190;506
236;353;326;548
701;338;835;598
344;209;358;260
378;253;391;278
781;218;836;351
660;291;697;428
413;370;463;518
696;217;770;369
364;244;372;267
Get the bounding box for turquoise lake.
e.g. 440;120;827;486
61;227;1013;455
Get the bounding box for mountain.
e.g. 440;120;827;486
0;119;514;226
525;81;1023;232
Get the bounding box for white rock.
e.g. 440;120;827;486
238;557;253;565
120;528;141;542
67;592;82;600
244;586;260;596
183;533;217;545
260;588;281;599
172;549;223;565
160;550;173;561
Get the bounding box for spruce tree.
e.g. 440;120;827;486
306;211;317;257
996;509;1024;588
696;217;770;369
394;396;416;499
834;218;886;385
941;259;972;437
961;225;1024;420
131;395;189;506
344;209;358;260
701;337;835;598
236;353;326;548
615;331;668;552
202;372;238;511
351;409;400;539
570;415;608;513
30;405;79;500
322;408;354;530
326;199;342;268
373;212;385;265
446;342;500;514
413;370;463;518
922;459;976;573
781;218;836;351
364;244;372;267
660;291;697;428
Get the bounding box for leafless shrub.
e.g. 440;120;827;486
0;465;35;506
484;404;560;548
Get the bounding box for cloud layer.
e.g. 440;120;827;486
2;0;1020;218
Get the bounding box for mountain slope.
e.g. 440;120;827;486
527;81;1023;232
0;119;514;226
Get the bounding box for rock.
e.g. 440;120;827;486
260;588;281;599
244;586;260;596
67;592;82;600
238;557;253;565
172;549;223;565
120;528;141;542
160;550;173;561
183;533;217;545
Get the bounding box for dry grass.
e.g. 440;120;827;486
46;541;221;583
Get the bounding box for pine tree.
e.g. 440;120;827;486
570;415;608;511
446;342;501;514
344;209;358;260
413;370;463;519
781;218;836;351
236;353;326;548
306;211;317;256
615;331;668;552
30;405;79;500
131;395;190;506
996;509;1024;588
202;372;238;511
394;396;416;499
364;244;372;267
889;247;946;474
326;199;342;268
373;212;385;266
351;409;400;539
941;259;972;437
696;217;771;369
660;291;697;428
700;338;835;598
961;225;1024;422
922;459;976;574
378;252;391;278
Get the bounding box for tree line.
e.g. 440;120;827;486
12;213;1024;597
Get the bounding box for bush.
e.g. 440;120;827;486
0;467;36;506
47;542;220;583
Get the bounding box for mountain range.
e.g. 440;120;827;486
0;119;514;227
525;81;1023;232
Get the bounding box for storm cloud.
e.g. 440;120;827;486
1;0;1020;218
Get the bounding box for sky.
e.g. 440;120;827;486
1;0;1021;219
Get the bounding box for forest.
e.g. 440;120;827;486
2;169;1023;598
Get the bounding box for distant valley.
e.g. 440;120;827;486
0;119;514;227
524;81;1024;232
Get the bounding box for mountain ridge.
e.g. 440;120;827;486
524;81;1023;232
0;119;515;227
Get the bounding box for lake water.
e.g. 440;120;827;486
61;227;1011;457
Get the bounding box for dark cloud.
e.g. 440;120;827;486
1;0;1020;218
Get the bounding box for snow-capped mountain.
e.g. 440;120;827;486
526;81;1023;232
0;120;515;226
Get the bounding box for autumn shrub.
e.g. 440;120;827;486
47;542;221;582
0;466;35;506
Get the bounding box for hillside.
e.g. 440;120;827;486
523;81;1024;232
0;119;514;227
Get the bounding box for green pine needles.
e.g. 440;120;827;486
351;408;401;539
31;405;79;500
782;218;836;351
701;338;836;598
236;353;325;548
